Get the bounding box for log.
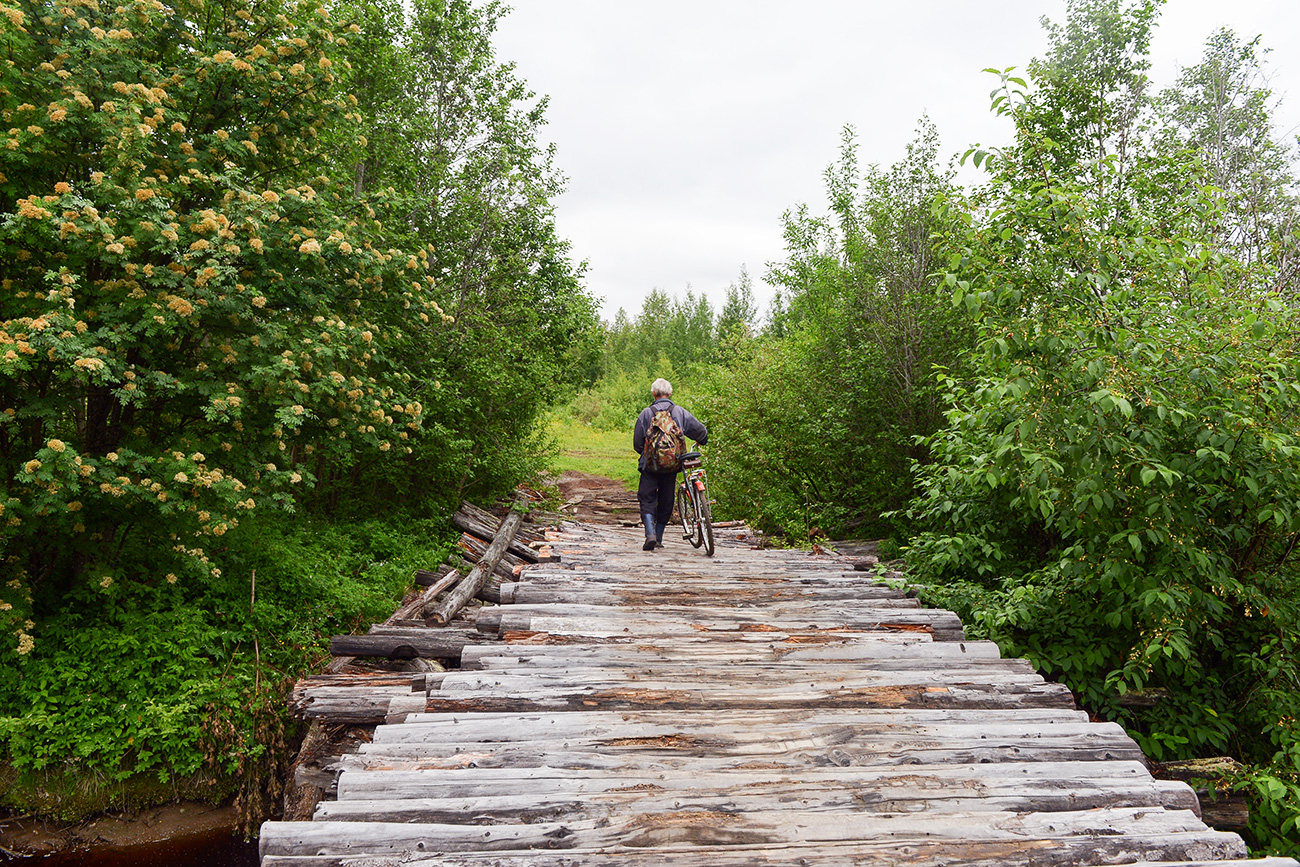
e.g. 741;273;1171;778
458;500;548;546
261;854;1297;867
413;567;446;587
259;807;1243;860
427;505;525;626
475;605;966;642
475;576;501;605
327;571;462;659
453;502;541;563
262;849;1289;867
341;736;1151;774
328;632;470;661
495;582;921;606
319;775;1192;822
1156;757;1251;831
458;638;1003;670
457;533;523;579
422;679;1077;714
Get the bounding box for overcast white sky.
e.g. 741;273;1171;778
491;2;1300;321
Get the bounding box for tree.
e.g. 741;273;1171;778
1022;0;1160;181
321;0;599;506
700;120;969;537
0;0;435;610
905;41;1300;854
1157;29;1300;281
716;265;759;341
0;0;596;822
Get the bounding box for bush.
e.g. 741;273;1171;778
0;511;451;825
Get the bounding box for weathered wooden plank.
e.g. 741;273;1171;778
455;655;1035;678
289;687;413;724
262;852;1295;867
352;718;1141;757
376;707;1097;741
459;638;1005;669
332;759;1161;800
259;808;1242;858
497;582;919;606
427;668;1054;697
479;607;966;641
327;632;469;661
339;739;1149;773
315;775;1196;823
422;677;1075;715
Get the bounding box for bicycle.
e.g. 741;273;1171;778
677;450;714;556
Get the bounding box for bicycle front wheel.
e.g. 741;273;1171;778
686;483;707;550
696;486;714;556
678;482;698;543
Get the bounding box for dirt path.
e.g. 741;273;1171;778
553;470;641;524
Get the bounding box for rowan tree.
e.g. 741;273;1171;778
0;0;444;649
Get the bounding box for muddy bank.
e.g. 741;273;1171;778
1;801;243;860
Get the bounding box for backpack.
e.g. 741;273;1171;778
645;407;686;472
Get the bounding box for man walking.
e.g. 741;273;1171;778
633;378;708;552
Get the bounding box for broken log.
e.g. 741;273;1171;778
427;505;525;626
327;571;461;666
454;501;545;562
1156;757;1251;832
457;532;524;579
413;567;453;587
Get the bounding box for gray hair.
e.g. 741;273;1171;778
650;378;673;398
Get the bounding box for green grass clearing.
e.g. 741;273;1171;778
548;416;638;489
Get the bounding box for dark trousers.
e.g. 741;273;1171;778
637;470;678;537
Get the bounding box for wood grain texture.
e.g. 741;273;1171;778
263;522;1290;867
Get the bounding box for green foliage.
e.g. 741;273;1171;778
1240;765;1300;857
698;120;973;538
696;336;845;534
564;366;667;433
903;4;1300;851
600;288;718;381
0;0;438;644
1156;28;1300;274
0;0;592;825
328;0;600;510
0;511;447;824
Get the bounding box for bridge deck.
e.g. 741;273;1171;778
260;521;1296;866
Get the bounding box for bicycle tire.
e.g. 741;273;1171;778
687;483;706;549
698;493;714;557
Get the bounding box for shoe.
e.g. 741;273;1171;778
654;540;664;549
642;539;656;551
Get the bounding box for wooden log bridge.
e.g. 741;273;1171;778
262;521;1298;867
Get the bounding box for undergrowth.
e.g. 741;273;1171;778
0;513;454;831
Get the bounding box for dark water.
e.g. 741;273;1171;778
19;831;257;866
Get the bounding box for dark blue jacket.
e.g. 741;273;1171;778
633;398;708;473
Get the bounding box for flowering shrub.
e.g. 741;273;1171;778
0;0;444;649
0;0;594;823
